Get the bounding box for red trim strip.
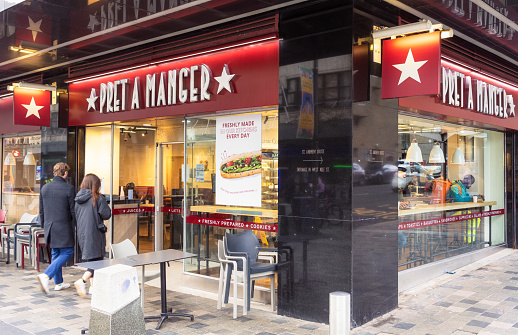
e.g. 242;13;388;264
186;215;277;232
112;207;154;215
398;209;505;230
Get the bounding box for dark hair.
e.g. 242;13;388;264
80;173;101;207
464;174;475;184
53;162;70;177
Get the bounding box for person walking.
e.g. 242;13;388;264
73;173;111;297
37;162;76;294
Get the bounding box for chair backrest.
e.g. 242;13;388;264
224;230;260;265
19;213;38;223
0;209;6;223
218;240;226;262
111;239;138;258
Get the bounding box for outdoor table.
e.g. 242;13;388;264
77;249;196;330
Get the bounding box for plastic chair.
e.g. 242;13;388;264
217;240;240;318
111;239;160;307
34;231;51;272
223;231;277;315
0;209;6;223
0;209;9;258
5;213;39;265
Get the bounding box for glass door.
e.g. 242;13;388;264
156;142;184;250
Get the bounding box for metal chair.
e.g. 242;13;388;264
111;239;160;307
223;230;277;315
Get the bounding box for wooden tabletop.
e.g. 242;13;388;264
399;201;498;216
190;205;277;219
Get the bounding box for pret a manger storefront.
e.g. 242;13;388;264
381;31;510;285
68;39;280;296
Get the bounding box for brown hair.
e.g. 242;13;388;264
80;173;101;207
53;162;70;177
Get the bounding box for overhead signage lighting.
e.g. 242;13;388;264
87;63;234;114
440;63;516;119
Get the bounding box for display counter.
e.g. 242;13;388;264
399;201;497;216
1;192;39;224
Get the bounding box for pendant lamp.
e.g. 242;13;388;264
429;142;445;163
406;139;423;162
23;152;36;165
451;147;465;164
3;152;15;166
451;134;466;164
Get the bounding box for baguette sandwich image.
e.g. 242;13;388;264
220;151;262;179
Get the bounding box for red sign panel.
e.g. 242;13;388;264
381;32;441;99
399;208;504;230
186;215;277;232
15;9;52;46
13;88;51;127
68;40;279;126
112;206;154;215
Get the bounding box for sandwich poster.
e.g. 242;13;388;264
216;113;262;207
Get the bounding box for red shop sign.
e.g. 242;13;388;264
381;32;441;99
68;40;279;126
186;215;277;233
13;87;51;127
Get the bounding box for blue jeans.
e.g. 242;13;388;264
44;247;74;285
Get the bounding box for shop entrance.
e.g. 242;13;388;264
155;142;185;251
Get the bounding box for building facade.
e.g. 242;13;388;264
0;0;517;328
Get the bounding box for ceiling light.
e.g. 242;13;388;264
451;147;465;164
429;142;445;163
406;139;423;163
23;152;36;166
3;152;16;166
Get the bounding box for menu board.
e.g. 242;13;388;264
215;114;262;207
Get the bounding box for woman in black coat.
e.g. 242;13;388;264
73;174;111;297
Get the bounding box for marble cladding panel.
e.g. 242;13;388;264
89;298;145;335
91;264;140;314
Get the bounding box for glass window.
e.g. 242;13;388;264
2;135;41;224
397;115;505;271
184;110;278;285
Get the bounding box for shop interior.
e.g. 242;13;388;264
397;115;505;271
1;135;41;224
83;109;279;288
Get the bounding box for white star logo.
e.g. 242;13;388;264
392;49;428;85
214;64;236;94
22;97;44;119
27;16;43;42
87;12;100;33
86;88;98;112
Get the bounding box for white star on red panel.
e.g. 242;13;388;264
392;49;428;85
22;97;44;119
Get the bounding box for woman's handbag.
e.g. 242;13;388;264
98;221;108;233
93;198;108;233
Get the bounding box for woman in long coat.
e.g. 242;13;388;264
73;173;111;297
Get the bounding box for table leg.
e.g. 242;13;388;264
144;261;194;330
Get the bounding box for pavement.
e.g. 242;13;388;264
352;248;518;335
1;248;518;334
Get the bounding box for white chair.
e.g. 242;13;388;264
217;240;240;319
111;239;160;307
